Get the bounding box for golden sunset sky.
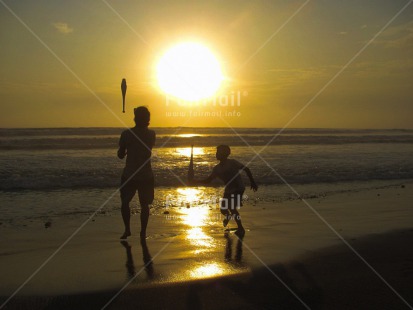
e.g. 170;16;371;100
1;0;412;128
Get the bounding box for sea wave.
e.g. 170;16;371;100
1;143;413;191
1;127;413;150
1;128;412;191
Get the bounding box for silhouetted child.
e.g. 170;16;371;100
194;145;258;237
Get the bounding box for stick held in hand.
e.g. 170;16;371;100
188;144;194;182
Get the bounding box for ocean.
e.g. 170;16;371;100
1;127;412;223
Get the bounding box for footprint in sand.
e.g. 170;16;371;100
147;232;179;239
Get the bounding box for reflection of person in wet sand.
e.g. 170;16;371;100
120;241;135;279
120;239;154;280
118;106;156;239
193;145;258;237
140;238;154;278
225;233;244;263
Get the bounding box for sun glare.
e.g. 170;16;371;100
175;147;205;157
156;42;223;101
177;134;201;138
176;187;202;204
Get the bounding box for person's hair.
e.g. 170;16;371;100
134;106;150;127
217;145;231;157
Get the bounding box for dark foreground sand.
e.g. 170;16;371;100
2;229;412;310
1;182;412;309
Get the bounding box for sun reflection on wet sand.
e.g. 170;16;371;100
174;188;223;276
169;187;241;280
190;263;224;278
187;227;213;249
176;188;203;205
176;191;214;250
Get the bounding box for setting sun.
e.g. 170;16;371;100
156;42;223;101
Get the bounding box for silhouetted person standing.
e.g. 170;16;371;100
118;106;156;239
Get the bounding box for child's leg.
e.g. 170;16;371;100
220;197;231;227
229;208;244;230
230;193;245;236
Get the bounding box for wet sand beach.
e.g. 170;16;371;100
1;182;412;309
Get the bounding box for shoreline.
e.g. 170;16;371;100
1;178;411;227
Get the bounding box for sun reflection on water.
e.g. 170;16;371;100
175;147;205;157
176;134;202;138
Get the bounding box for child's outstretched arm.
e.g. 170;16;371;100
243;166;258;191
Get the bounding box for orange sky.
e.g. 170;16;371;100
1;0;413;128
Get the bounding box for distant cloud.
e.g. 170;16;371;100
339;31;348;35
260;67;331;91
374;20;413;48
52;22;73;34
361;25;367;29
349;59;413;79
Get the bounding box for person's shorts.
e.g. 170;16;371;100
220;191;244;211
120;175;154;205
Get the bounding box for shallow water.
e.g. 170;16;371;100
1;127;413;190
1;142;413;191
0;179;408;229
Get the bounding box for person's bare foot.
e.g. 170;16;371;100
120;231;131;240
234;228;245;238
